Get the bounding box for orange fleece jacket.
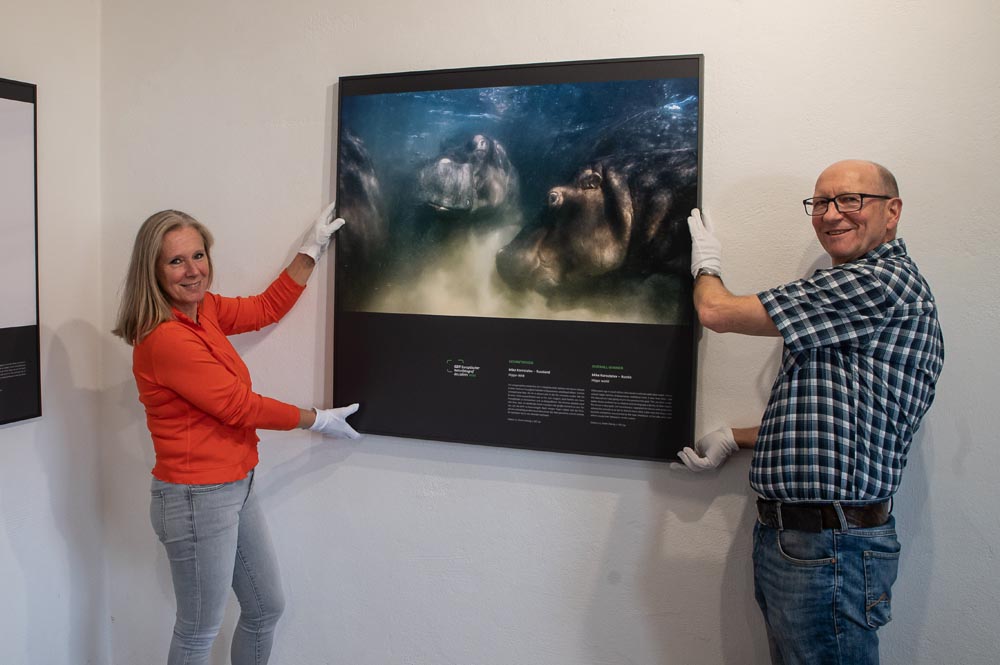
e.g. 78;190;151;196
133;271;305;484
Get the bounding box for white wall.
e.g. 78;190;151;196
14;0;986;663
0;1;108;664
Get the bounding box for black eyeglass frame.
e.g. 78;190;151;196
802;192;894;216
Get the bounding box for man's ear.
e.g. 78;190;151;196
886;197;902;232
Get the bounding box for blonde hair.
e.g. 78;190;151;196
112;210;214;346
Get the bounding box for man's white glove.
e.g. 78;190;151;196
675;427;738;471
298;201;346;261
687;208;722;278
309;403;361;439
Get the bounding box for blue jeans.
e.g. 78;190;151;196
150;470;285;665
753;513;900;665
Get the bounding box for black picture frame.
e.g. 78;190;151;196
333;55;702;461
0;77;41;426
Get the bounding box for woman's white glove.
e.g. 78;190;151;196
298;201;346;261
687;208;722;278
309;403;361;439
676;427;738;471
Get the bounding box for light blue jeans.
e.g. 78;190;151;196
752;514;901;665
150;470;285;665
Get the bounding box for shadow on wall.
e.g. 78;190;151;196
255;432;362;511
0;321;105;664
100;325;174;662
881;424;934;663
584;458;772;665
106;335;244;663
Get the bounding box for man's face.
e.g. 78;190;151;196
811;161;901;266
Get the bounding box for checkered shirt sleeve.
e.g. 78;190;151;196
751;240;944;501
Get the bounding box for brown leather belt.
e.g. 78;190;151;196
756;498;891;532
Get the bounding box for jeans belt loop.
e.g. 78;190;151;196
832;501;849;531
775;502;784;530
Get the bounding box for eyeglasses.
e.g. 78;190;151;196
803;193;894;216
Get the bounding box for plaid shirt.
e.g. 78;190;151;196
752;239;944;502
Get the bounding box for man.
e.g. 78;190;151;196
678;160;944;664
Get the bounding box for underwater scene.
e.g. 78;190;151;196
335;76;699;325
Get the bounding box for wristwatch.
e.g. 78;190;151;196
695;267;722;280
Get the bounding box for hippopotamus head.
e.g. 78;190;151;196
418;157;476;215
337;132;387;263
416;134;517;217
496;149;696;296
470;134;491;163
495;165;632;294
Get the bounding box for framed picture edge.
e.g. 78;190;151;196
331;54;704;461
0;76;42;425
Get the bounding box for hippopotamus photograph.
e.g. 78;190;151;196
334;76;699;322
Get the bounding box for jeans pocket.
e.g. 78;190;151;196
864;550;899;628
189;482;227;494
149;491;166;542
777;529;837;565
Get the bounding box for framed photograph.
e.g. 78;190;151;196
0;77;41;425
333;55;702;461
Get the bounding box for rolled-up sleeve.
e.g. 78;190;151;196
758;266;889;353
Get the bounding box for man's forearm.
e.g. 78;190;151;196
694;275;780;337
732;426;759;449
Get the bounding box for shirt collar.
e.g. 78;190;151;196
171;305;201;327
862;238;907;262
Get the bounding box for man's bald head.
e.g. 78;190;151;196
812;160;903;265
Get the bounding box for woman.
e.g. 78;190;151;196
113;203;359;664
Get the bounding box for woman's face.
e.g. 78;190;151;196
156;226;209;320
